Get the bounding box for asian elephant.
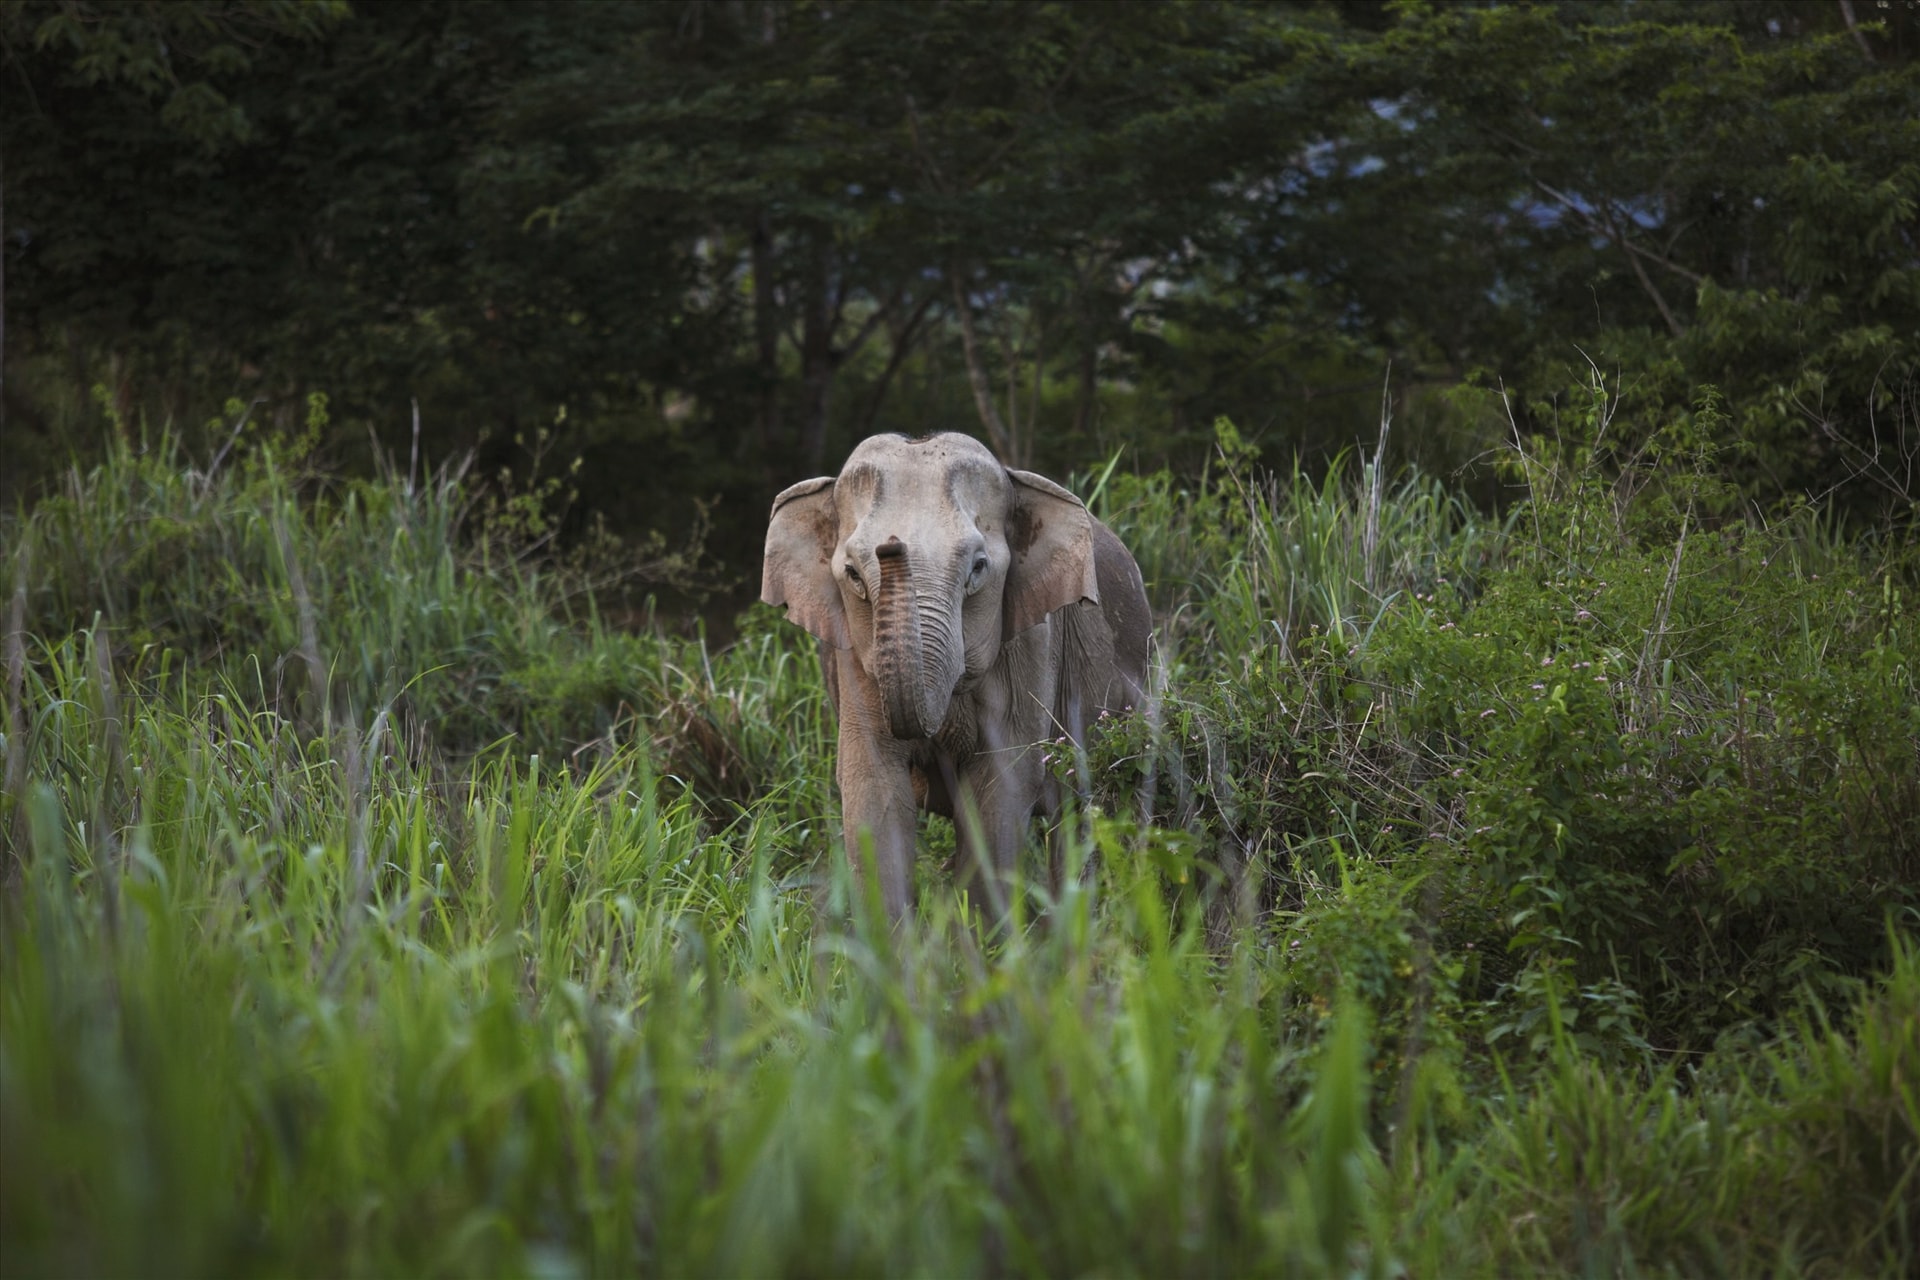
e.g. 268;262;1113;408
762;432;1151;920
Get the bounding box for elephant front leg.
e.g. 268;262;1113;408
951;746;1044;921
833;726;920;924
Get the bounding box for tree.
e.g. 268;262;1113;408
10;0;1912;567
1242;0;1920;508
0;0;346;431
482;1;1318;475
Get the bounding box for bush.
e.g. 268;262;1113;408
2;394;1914;1275
1086;393;1917;1060
2;423;823;814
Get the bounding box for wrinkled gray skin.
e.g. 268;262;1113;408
763;433;1151;920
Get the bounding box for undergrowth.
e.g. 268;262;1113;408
1;385;1915;1277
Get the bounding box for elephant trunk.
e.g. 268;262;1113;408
872;537;945;739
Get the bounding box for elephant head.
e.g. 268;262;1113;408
762;433;1101;740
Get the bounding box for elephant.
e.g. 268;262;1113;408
762;431;1151;920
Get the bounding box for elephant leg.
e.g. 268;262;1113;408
953;629;1060;918
830;652;919;921
836;737;917;920
952;741;1048;921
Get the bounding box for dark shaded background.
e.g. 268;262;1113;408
5;0;1915;607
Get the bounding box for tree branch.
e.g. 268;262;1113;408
961;28;1100;190
899;91;948;196
1535;181;1691;336
857;292;939;436
1838;0;1877;63
1535;181;1705;286
1603;205;1686;338
948;264;1014;459
836;282;905;365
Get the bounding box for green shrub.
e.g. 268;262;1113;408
2;392;1914;1275
1084;387;1917;1060
2;426;818;796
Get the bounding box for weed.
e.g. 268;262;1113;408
1;396;1914;1275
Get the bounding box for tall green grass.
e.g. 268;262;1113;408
1092;432;1505;660
3;429;833;814
1086;412;1916;1054
2;419;1915;1276
5;632;1913;1276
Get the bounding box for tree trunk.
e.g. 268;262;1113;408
797;241;835;473
1074;311;1096;441
1;132;7;433
1021;320;1044;470
857;292;937;437
750;209;782;462
949;264;1014;460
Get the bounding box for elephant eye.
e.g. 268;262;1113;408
844;562;868;600
966;554;989;593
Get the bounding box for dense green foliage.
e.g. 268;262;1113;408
3;405;1915;1274
6;0;1917;571
4;1;1918;1270
1093;399;1917;1060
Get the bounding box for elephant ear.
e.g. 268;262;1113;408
1003;469;1100;640
762;476;851;649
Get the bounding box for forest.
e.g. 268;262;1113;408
2;1;1917;1275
